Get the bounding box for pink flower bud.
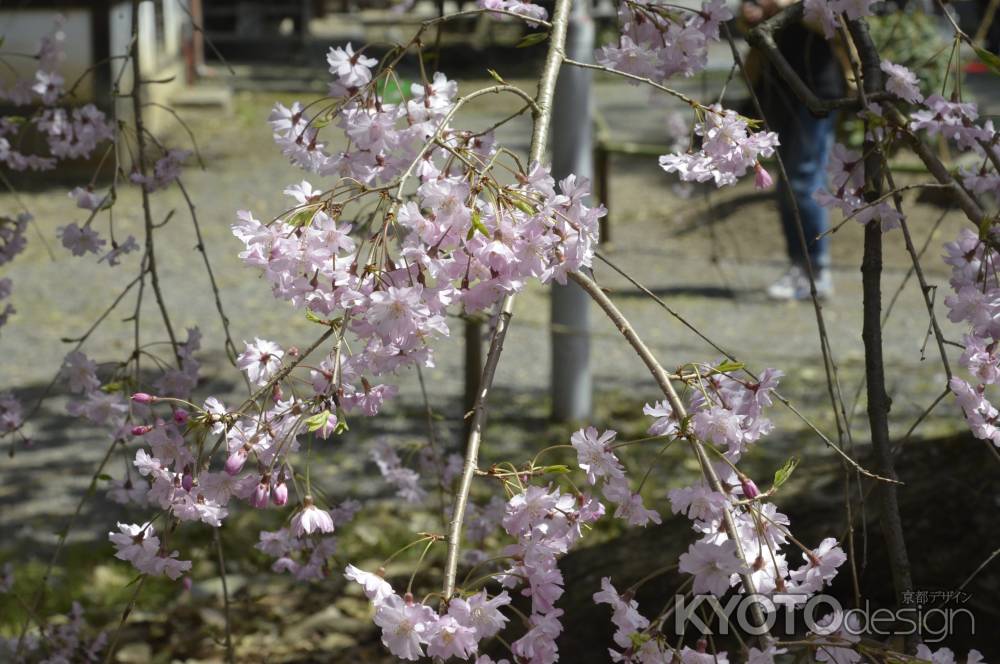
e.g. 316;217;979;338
754;163;773;190
224;449;247;476
271;481;288;506
317;412;339;440
131;425;153;436
740;476;760;499
181;472;194;492
250;482;269;509
173;409;189;425
131;392;156;404
182;576;193;592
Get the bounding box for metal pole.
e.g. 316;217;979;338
550;0;594;422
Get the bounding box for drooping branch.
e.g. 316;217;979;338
129;0;181;367
442;0;574;602
568;270;778;637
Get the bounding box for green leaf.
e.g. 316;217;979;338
305;410;330;432
487;69;506;85
97;473;112;481
471;210;488;236
629;632;652;649
305;309;325;324
974;45;1000;76
101;381;123;394
772;456;799;489
287;207;316;227
542;464;570;474
516;31;549;48
512;199;535;215
714;359;744;373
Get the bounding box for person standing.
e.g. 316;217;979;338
741;0;846;300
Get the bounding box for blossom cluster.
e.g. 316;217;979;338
0;213;30;332
108;521;191;579
901;91;1000;233
659;107;779;188
880;60;922;105
597;0;733;83
650;368;845;605
0;391;22;434
346;564;511;661
0;599;106;663
256;499;359;581
594;576;790;663
0;19;112;172
477;0;548;24
944;227;1000;448
571;426;661;526
235;45;604;422
814;143;902;232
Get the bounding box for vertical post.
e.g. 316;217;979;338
596;143;610;243
550;0;594;422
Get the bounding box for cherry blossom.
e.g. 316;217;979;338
236;338;284;386
660;107;779;188
880;60;922;104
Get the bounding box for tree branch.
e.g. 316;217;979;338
442;0;574;602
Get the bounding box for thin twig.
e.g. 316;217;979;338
130;0;181;366
213;528;235;664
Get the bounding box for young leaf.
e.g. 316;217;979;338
487;68;507;85
470;210;489;236
715;359;744;373
305;410;330;432
516;31;550;48
287;207;316;227
772;456;799;489
512;199;535;215
305;310;326;324
973;45;1000;76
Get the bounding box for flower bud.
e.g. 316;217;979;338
740;475;760;499
173;409;189;425
754;162;773;190
131;392;156;404
250;482;270;509
271;481;288;506
131;424;153;436
224;448;247;476
181;471;194;492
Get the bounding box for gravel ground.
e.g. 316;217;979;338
0;69;991;550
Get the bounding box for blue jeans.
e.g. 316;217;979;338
776;106;835;269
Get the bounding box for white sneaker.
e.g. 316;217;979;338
767;264;833;301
